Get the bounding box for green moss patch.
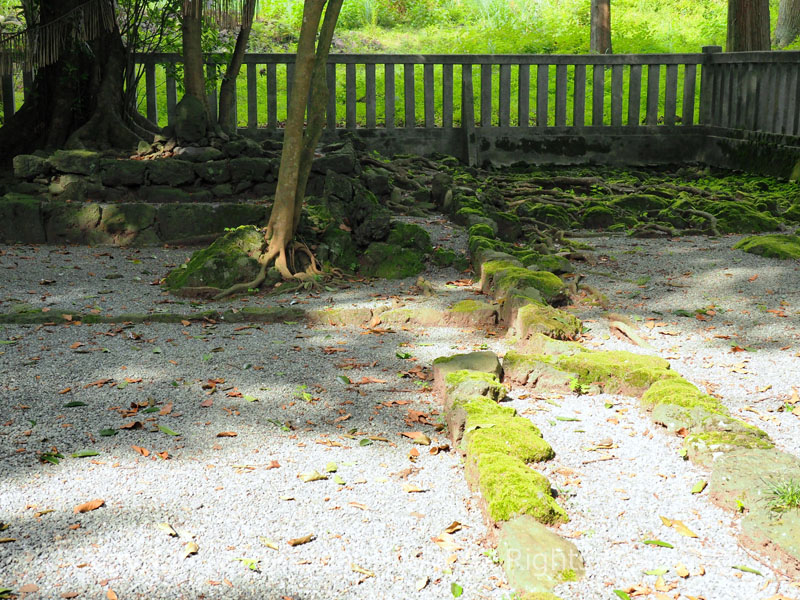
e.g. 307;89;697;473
386;221;433;253
455;396;554;463
642;378;726;413
359;242;425;279
709;201;780;233
446;369;508;401
473;452;567;524
733;234;800;260
685;431;774;466
555;350;675;395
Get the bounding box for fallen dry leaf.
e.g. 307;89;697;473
73;499;104;514
400;431;431;445
131;445;149;457
660;516;699;538
443;521;463;534
216;431;238;437
106;590;118;600
183;541;199;558
18;584;39;593
288;534;315;546
159;402;173;416
402;484;426;493
675;563;690;578
351;563;375;577
431;533;462;552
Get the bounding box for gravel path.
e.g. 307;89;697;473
1;223;799;600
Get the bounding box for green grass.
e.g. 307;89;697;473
766;478;800;513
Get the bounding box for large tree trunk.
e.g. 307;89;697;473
590;0;612;54
0;0;142;162
217;0;257;133
775;0;800;47
727;0;771;51
182;0;207;107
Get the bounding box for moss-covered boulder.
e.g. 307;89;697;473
498;516;584;596
97;204;158;246
555;350;676;395
581;204;616;228
684;431;773;466
147;159;195;186
194;160;231;184
447;299;498;327
318;228;359;272
48;149;100;175
642;378;725;413
483;263;567;305
99;159;148;187
0;194;45;243
493;211;523;242
503;351;576;390
452;396;553;463
471;452;567;524
610;194;671;212
431;247;469;270
44;202;102;244
386;222;433;253
709;201;780;233
163;225;264;293
520;203;574;230
733;234;800;260
359;242;424;279
521;253;572;275
433;351;503;384
13;154;49;179
513;303;582;341
445;370;508;402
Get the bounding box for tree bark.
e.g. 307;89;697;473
218;0;257;133
727;0;771;51
182;0;207;106
590;0;612;54
775;0;800;47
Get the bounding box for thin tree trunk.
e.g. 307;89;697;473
590;0;612;54
265;0;327;277
218;0;256;133
775;0;800;47
727;0;771;51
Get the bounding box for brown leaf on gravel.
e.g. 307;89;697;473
18;584;39;593
200;398;214;407
266;460;280;469
120;421;142;430
106;590;118;600
400;431;431;445
431;533;462;552
131;445;149;457
356;376;387;384
159;402;173;416
58;387;72;394
216;431;238;437
84;379;112;389
60;593;79;599
288;534;315;546
73;499;104;514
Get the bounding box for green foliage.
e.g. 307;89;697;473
766;478;800;513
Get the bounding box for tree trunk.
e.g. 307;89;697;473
590;0;612;54
182;0;207;107
0;0;142;162
775;0;800;47
727;0;771;51
218;0;257;133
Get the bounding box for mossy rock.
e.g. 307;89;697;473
445;369;508;402
433;351;503;383
521;253;572;274
157;204;217;240
432;247;469;270
582;205;616;229
555;350;676;395
0;194;45;243
685;431;773;466
493;211;523;242
194;160;231;184
378;307;444;326
642;378;726;413
455;396;554;463
359;242;424;279
503;351;575;389
487;265;567;304
472;452;567;524
99;159;148;186
13;154;49;179
97;204;157;246
48;149;100;175
498;516;583;597
147;159;195;186
228;157;270;182
709;201;780;233
163;225;264;293
520;203;574;230
447;299;498;327
318;228;359;272
299;201;335;235
732;234;800;260
709;449;800;512
610;194;671;212
513;303;582;341
44;202;102;244
469;222;496;239
455;206;489;226
784;204;800;222
386;222;433;253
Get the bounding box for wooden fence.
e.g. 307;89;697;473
2;47;799;138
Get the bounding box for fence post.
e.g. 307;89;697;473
699;45;721;126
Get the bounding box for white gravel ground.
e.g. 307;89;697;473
1;223;799;600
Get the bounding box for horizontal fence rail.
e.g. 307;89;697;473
1;49;799;138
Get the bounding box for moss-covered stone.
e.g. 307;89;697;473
97;204;157;246
447;299;498;327
228;157;270;182
490;267;567;304
513;303;582;341
498;516;584;597
685;431;773;466
503;351;577;390
709;201;780;233
709;449;800;512
472;452;567;524
555;350;675;395
157;204;216;240
99;159;148;186
147;159;195;186
456;396;554;463
521;204;574;230
433;351;503;383
521;253;572;275
610;194;671;212
469;222;496;239
733;234;800;260
13;154;49;179
642;378;725;413
163;225;263;292
493;211;523;242
139;186;191;204
377;307;444;326
582;204;616;228
194;160;231;184
359;242;424;279
446;369;508;402
386;222;433;253
318;228;359;272
431;247;469;270
48;149;100;175
0;194;45;243
44;202;102;244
